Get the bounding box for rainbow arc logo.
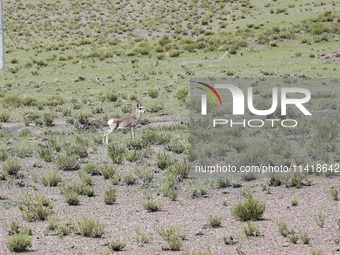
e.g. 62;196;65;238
196;82;222;106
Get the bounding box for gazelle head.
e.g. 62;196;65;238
134;99;146;113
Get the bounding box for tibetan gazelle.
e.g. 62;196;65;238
103;99;145;145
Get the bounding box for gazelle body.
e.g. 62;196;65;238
103;100;145;145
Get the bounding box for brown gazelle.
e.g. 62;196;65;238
103;99;146;145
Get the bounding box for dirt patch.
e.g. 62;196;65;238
317;52;340;64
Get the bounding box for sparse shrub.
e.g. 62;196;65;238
241;172;257;182
78;111;91;126
78;172;92;186
19;193;53;222
231;193;265;221
22;95;36;106
269;41;277;47
167;141;186;154
209;215;223;228
65;143;88;159
56;154;80;170
123;173;137;185
100;165;116;179
6;220;32;236
107;93;118;102
126;138;147;150
160;173;178;199
156;152;172;170
37;147;54;162
169;49;180;57
104;188;117;205
7;233;31;252
217;178;231;189
276;217;290;237
64;191;80;205
135;167;154;185
43;113;54;126
0;150;7;162
289;233;299;244
58;54;71;61
330;187;338;200
311;250;322;255
84;163;101;175
148;101;164;112
169;159;189;179
2;95;22;107
144;129;170;145
182;251;215;255
46;95;64;106
135;227;152;245
158;226;184;251
126;150;140;162
41;171;61;186
300;232;310;244
335;235;340;245
4;158;21;175
73;217;105;238
108;146;125;164
243;221;260;236
156;53;165;59
10;57;18;64
316;212;325;228
108;239;126;251
291;197;299;206
190;184;209;198
336;219;340;229
110;175;121;185
59;178;94;197
147;88;160;99
143;198;163;212
120;104;131;114
176;88;189;100
0;111;10;122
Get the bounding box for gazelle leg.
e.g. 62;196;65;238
106;129;113;144
103;127;115;145
131;127;135;139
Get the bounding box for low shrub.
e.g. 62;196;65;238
276;217;290;237
147;88;160;99
73;217;105;238
19;193;53;222
243;221;260;236
108;239;126;251
100;165;116;179
231;193;265;221
41;171;61;187
4;158;21;175
64;191;80;205
56;155;80;170
7;233;31;252
158;226;185;251
104;188;117;205
209;215;223;228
